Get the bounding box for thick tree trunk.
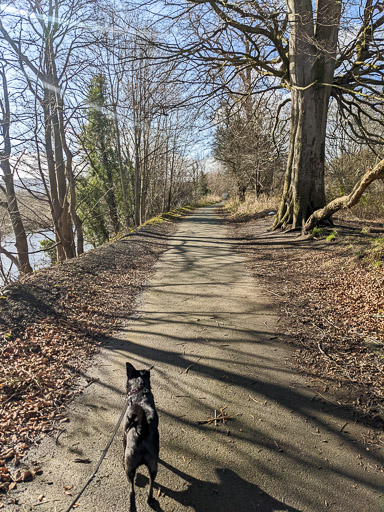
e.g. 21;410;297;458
273;85;328;229
273;0;342;230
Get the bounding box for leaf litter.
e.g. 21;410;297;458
0;223;176;498
228;210;384;430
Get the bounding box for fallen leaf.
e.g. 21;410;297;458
32;466;43;476
12;469;33;482
1;449;14;461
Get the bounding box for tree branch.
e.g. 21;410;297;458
303;158;384;233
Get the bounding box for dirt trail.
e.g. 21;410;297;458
8;205;383;512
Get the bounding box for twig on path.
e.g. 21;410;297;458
1;392;21;406
197;407;232;425
55;428;66;445
181;357;202;374
317;340;329;358
268;289;283;298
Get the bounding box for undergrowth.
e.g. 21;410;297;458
364;237;384;268
226;194;278;219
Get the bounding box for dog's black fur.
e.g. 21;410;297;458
123;362;159;512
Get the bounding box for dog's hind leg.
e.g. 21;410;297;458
127;469;137;512
146;460;158;504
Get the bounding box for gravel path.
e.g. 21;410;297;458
8;205;384;512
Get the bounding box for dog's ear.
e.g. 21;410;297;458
126;362;137;379
140;370;151;382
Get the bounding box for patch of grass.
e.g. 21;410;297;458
226;193;278;220
353;236;384;267
354;248;365;260
326;230;337;242
143;200;219;227
312;226;328;238
364;237;384;268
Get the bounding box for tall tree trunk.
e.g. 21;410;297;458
57;91;84;255
51;105;75;258
273;0;342;229
166;150;175;212
273;85;329;229
1;161;32;274
112;104;131;228
134;125;142;227
42;97;65;262
0;65;32;275
100;143;120;234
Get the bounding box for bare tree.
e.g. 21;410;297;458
0;62;32;275
0;0;91;260
131;0;384;228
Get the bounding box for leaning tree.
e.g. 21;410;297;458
137;0;384;228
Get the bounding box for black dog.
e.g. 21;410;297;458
123;362;159;511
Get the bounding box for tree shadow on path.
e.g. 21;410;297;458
136;460;301;512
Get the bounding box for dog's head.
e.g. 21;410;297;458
126;362;151;394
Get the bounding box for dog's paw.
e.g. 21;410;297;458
148;497;161;511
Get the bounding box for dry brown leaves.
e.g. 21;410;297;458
0;223;176;488
290;247;384;421
229;214;384;425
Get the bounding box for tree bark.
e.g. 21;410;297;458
0;160;32;274
134;124;142;227
303;159;384;233
0;66;32;275
273;85;329;229
57;99;84;255
273;0;342;229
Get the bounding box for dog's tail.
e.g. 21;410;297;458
125;403;148;437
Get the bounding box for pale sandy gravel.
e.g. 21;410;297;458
6;205;384;512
